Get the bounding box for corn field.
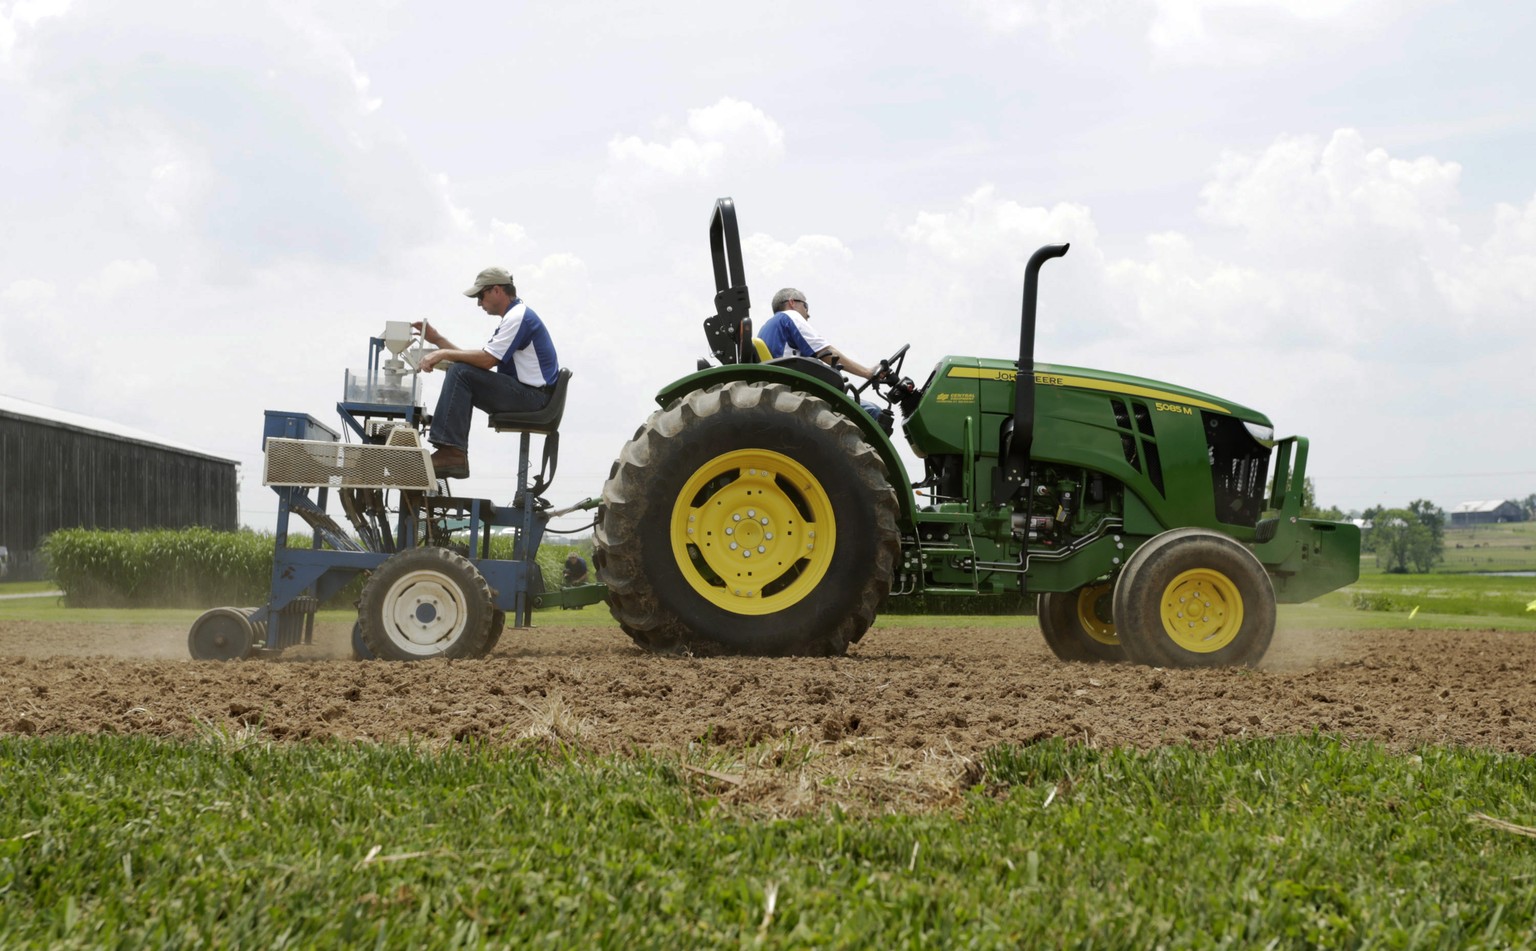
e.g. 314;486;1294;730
40;528;582;610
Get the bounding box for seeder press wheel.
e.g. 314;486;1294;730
188;606;262;661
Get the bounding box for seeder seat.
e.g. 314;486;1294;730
486;367;571;530
489;368;572;435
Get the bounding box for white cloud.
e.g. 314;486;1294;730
85;258;158;297
1438;193;1536;331
0;0;70;61
606;97;785;180
517;252;588;302
434;176;535;253
741;233;853;280
271;3;384;115
0;274;61;407
965;0;1426;66
1183;129;1505;348
894;186;1119;355
901;185;1100;264
1199;129;1462;251
491;219;529;245
1146;0;1414;65
1105;232;1281;341
965;0;1111;39
8;2;448;272
0;277;54;306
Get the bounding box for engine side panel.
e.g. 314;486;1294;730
903;357;1272;536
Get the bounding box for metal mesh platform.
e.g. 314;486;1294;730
264;434;435;490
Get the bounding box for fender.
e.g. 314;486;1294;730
655;363;917;523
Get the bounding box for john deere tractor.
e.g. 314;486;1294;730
594;198;1359;667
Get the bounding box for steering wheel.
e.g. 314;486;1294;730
854;343;910;397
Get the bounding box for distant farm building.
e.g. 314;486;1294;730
1449;499;1526;527
0;394;238;575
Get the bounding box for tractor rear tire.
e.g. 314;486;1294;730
358;547;495;661
1038;582;1125;663
1112;528;1276;668
595;381;900;656
619;619;686;654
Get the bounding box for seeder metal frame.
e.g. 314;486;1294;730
187;332;605;662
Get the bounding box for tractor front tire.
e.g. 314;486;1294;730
595;381;900;656
1112;528;1276;668
1038;582;1125;663
357;547;495;661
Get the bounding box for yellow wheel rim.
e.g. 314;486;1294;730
1074;582;1118;646
669;449;835;616
1158;568;1244;653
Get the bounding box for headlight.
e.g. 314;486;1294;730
1242;421;1275;447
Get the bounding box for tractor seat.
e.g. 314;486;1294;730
766;355;846;393
489;368;573;434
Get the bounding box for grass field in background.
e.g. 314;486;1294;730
0;581;56;596
1352;519;1536;576
3;735;1535;947
1436;520;1536;573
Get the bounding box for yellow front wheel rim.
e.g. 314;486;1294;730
1159;568;1244;653
1074;582;1119;646
669;449;835;616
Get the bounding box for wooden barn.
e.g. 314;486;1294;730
0;394;238;576
1449;499;1527;527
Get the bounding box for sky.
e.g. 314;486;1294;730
2;0;1534;533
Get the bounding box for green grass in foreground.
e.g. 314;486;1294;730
3;735;1535;947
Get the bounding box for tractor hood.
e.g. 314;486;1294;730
957;357;1274;428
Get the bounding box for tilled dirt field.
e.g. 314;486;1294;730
2;614;1532;811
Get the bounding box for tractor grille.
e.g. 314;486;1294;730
264;431;435;491
1110;398;1165;495
1203;412;1270;526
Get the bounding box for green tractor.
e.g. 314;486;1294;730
593;199;1359;667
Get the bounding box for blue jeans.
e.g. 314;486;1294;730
429;363;550;450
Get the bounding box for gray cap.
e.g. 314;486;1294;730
772;287;806;311
463;266;513;297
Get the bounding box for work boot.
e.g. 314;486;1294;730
430;445;470;480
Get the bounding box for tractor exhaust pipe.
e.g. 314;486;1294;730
1001;242;1070;494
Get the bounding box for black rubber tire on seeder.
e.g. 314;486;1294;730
188;607;256;661
357;547;496;661
483;608;507;655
